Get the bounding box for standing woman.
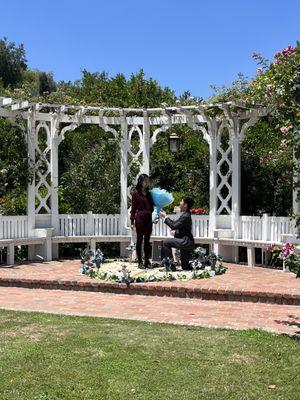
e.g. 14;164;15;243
130;174;153;268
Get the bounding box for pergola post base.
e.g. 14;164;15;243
120;242;131;257
7;243;15;265
52;243;59;260
247;247;255;267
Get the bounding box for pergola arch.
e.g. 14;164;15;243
0;97;270;260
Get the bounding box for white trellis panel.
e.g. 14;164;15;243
216;124;233;215
34;121;52;214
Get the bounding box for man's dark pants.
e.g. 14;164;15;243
161;237;194;270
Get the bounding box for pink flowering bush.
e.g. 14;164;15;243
280;125;293;134
270;243;300;277
278;242;294;260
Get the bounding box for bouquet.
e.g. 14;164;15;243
150;187;174;223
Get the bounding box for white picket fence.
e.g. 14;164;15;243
59;214;209;238
0;216;28;239
135;214;210;237
93;214;120;235
0;213;295;243
268;216;294;243
59;214;88;236
238;215;294;243
239;216;263;241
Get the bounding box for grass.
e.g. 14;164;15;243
0;309;299;400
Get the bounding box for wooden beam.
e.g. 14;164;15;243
0;97;12;106
11;101;30;110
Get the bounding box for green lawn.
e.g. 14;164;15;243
0;310;299;400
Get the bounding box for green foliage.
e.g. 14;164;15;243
241;119;293;215
209;72;250;103
150;125;209;210
287;254;300;277
58;125;120;213
38;71;57;96
48;69;176;108
0;118;30;215
0;37;27;88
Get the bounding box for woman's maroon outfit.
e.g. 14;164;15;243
130;190;153;264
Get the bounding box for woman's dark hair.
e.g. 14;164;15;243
183;196;194;210
136;174;150;194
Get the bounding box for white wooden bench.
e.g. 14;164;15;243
0;237;46;265
216;238;280;266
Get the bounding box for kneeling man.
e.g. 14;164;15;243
160;196;194;270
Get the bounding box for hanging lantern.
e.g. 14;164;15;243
168;132;180;154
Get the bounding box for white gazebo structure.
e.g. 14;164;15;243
0;97;297;266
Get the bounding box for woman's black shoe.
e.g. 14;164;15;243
138;262;146;269
144;260;152;269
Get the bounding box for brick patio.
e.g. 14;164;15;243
0;287;299;336
0;260;299;336
0;260;299;304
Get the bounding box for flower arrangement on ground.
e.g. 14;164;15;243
82;263;225;284
160;257;176;272
192;246;224;273
125;242;136;262
79;246;226;284
80;248;105;275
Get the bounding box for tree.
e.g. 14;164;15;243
0;118;31;215
150;125;209;210
58;125;120;214
38;71;57;96
0;37;27;88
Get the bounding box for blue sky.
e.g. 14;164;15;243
1;0;299;99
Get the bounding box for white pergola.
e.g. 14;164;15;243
0;96;296;265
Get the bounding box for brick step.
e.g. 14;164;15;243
0;276;299;305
